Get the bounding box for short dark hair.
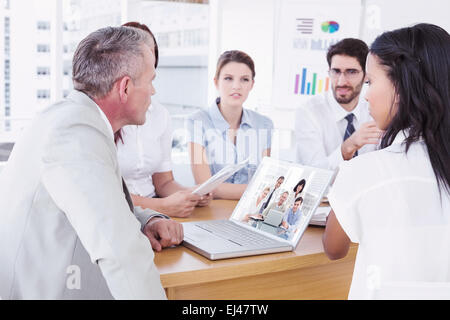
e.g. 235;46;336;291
295;197;303;204
326;38;369;72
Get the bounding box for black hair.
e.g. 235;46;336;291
327;38;369;72
293;179;306;193
294;197;303;204
370;23;450;196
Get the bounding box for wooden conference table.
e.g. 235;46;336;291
154;200;357;300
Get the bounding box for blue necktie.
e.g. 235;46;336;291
344;113;358;157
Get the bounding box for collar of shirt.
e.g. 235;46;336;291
67;90;115;142
208;101;253;133
391;129;424;145
326;90;365;124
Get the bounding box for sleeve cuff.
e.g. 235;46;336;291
133;206;170;231
154;161;172;174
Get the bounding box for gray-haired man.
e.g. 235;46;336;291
0;27;182;299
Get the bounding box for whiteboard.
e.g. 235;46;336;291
272;0;361;110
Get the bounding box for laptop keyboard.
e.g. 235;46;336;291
195;220;282;247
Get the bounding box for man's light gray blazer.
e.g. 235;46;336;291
0;90;167;299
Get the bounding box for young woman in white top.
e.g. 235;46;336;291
323;23;450;299
117;22;211;218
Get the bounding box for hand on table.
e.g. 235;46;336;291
143;217;184;252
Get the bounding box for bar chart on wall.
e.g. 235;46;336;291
272;0;361;110
293;66;330;96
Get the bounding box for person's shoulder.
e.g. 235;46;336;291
37;98;114;156
150;99;169;117
294;94;329;128
337;148;392;192
295;93;328;118
245;109;274;128
40;97;100;129
187;107;210;122
303;92;328;109
146;100;173;129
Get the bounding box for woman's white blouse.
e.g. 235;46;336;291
117;101;173;198
328;130;450;299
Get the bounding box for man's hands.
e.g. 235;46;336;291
341;121;384;160
143;217;184;252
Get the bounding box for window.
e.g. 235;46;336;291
4;16;10;33
37;44;50;53
37;90;51;100
4;17;10;57
37;66;50;76
37;21;51;30
4;60;10;80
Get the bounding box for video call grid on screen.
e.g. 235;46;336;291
230;157;331;244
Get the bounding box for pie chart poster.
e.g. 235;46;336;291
272;0;361;110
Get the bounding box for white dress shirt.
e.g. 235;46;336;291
117;100;173;198
328;131;450;299
0;90;167;299
294;91;376;170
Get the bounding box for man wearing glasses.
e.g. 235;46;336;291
294;38;383;170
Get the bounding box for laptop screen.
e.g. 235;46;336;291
230;157;334;246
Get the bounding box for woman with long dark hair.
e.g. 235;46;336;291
323;23;450;299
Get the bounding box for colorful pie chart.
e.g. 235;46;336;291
321;21;339;33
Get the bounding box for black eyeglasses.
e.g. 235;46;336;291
328;69;363;79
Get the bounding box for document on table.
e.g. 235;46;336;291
309;205;331;226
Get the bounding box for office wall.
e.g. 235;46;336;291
208;0;274;112
361;0;450;45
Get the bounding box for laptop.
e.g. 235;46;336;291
263;209;284;227
182;157;334;260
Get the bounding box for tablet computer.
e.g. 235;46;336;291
192;158;249;196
